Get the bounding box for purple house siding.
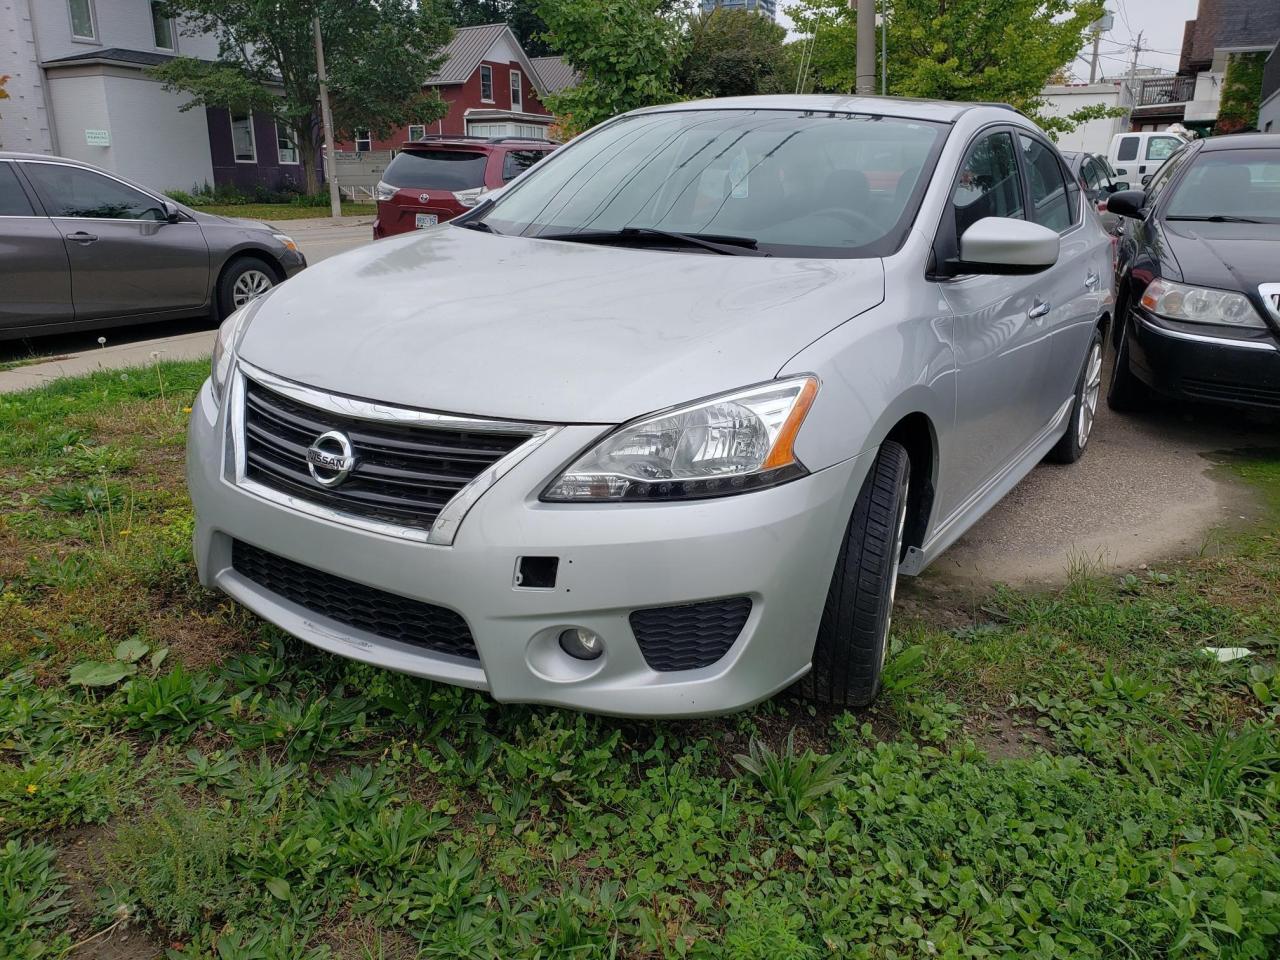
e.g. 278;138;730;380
206;108;319;193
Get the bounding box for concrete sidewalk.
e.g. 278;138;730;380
0;330;215;394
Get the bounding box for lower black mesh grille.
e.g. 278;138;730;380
1182;377;1280;409
629;597;752;671
231;540;477;660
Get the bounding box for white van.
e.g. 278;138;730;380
1108;131;1191;185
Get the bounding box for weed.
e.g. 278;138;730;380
734;730;843;826
0;839;72;958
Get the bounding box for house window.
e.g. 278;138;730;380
480;65;493;102
355;130;372;153
407;124;426;141
68;0;97;40
151;2;175;50
510;70;522;110
276;124;299;164
230;111;257;163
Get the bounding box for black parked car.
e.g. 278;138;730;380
1105;134;1280;411
1060;150;1128;234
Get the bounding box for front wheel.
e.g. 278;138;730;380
802;441;910;708
218;257;278;319
1047;326;1104;464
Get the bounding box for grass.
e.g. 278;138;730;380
198;202;374;221
0;362;1277;958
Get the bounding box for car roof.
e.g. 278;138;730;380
400;137;555;150
627;94;1023;125
1198;133;1278;151
0;150;67;161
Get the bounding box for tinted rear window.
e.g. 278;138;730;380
382;150;488;190
1116;137;1139;162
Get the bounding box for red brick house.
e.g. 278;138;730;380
342;24;565;150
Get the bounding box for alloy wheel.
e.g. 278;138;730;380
232;269;274;308
1078;341;1103;447
879;468;911;673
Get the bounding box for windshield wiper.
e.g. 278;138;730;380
537;226;767;256
457;219;500;234
1165;214;1264;224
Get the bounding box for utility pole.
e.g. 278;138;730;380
854;0;875;95
313;15;342;221
1121;30;1143;132
1089;30;1102;83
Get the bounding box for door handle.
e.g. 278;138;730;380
1085;271;1100;290
66;231;98;244
1027;300;1051;320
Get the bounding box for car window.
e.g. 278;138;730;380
502;149;547;182
381;150;488;190
479;108;948;259
0;163;35;216
22;163;164;220
952;131;1024;237
1143;146;1191;205
1146;136;1181;161
1164;148;1280;223
1081;159;1103;193
1019;135;1071;232
1116;136;1139;162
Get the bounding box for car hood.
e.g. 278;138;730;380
186;208;274;233
1161;220;1280;294
236;226;885;423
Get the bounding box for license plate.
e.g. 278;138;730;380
415;213;438;229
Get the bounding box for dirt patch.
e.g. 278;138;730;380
56;824;167;960
962;707;1054;760
933;397;1277;587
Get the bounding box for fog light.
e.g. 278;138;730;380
558;628;603;661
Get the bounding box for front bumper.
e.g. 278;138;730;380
1128;308;1280;410
186;375;867;716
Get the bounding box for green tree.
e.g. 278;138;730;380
537;0;687;136
451;0;554;56
787;0;1109;137
677;9;788;99
149;0;453;194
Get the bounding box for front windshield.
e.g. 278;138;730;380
475;109;947;257
1164;148;1280;223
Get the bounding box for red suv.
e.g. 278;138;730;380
373;137;556;239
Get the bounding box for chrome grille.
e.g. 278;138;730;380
241;376;532;530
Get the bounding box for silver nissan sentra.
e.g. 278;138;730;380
187;95;1114;716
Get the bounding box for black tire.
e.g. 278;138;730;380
802;441;910;708
1047;326;1104;464
1106;316;1150;412
217;256;279;319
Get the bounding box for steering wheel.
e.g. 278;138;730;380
822;208;883;236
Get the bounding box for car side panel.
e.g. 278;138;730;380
0;216;75;332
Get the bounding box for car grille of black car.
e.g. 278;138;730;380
1182;377;1280;410
231;540;478;660
242;377;531;529
629;597;753;671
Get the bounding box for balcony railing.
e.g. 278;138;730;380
1135;76;1196;106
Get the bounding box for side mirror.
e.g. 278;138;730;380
1140;174;1153;186
161;200;182;223
949;217;1060;276
1107;181;1130;193
1106;189;1147;219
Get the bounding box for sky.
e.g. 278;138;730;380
774;0;1201;80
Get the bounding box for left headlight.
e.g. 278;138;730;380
1140;278;1266;329
271;232;298;253
210;303;254;406
542;376;819;503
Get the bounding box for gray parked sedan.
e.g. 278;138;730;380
188;96;1114;716
1;152;305;340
